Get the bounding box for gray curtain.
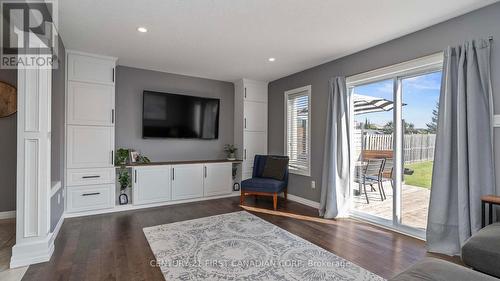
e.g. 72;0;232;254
427;39;495;255
319;77;351;219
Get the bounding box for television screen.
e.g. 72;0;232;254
142;91;220;139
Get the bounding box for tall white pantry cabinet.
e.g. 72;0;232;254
65;51;117;213
234;79;268;180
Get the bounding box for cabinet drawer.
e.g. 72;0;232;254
67;185;114;213
66;168;115;186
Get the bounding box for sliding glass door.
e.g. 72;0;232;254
348;55;443;238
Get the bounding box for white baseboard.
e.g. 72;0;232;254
10;236;54;268
9;213;64;268
0;210;15;219
65;193;240;218
49;214;65;246
286;194;320;209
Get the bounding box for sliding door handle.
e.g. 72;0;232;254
134;170;137;183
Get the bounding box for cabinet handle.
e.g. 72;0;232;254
82;175;100;179
244;87;247;98
111;109;115;124
244;118;246;129
111;151;114;165
204;166;207;178
82;192;100;196
244;149;247;160
134;170;137;183
172;168;175;181
112;68;115;82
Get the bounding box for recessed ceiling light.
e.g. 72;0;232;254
137;27;148;33
268;57;276;62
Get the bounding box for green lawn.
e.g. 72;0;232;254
404;161;433;189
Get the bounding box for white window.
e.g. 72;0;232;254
284;85;311;176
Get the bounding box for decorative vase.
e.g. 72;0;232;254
227;152;236;161
119;189;129;205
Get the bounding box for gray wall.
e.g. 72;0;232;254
0;69;17;212
268;2;500;202
115;66;234;161
50;36;66;231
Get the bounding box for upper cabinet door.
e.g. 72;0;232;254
67;81;115;126
67;126;114;169
67;53;115;84
244;101;267;132
243;131;268;164
244;82;267;103
203;163;232;197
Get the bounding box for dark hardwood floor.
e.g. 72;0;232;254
22;196;458;280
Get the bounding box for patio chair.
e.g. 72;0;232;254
379;158;393;199
355;158;385;204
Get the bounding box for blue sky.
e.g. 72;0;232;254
353;71;442;129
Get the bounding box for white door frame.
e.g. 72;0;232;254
346;53;443;239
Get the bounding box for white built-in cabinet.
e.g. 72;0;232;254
132;162;232;206
65;51;117;213
234;79;268;180
171;164;204;200
133;166;172;205
204;163;233;196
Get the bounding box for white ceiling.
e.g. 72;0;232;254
59;0;498;82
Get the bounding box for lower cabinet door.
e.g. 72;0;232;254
67;184;114;213
133;166;171;205
171;164;204;200
204;163;232;196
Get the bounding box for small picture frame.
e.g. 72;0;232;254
129;150;139;163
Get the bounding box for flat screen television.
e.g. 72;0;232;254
142;90;220;139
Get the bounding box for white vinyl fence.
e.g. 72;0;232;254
356;132;436;163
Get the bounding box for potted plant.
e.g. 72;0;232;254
115;148;130;165
115;148;131;205
224;144;237;160
117;169;130;205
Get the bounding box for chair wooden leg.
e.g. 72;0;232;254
284;188;288;200
240;192;244;205
273;193;278;210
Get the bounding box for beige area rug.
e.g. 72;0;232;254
144;211;385;281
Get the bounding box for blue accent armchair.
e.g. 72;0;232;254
240;155;289;210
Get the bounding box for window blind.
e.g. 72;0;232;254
286;90;310;175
